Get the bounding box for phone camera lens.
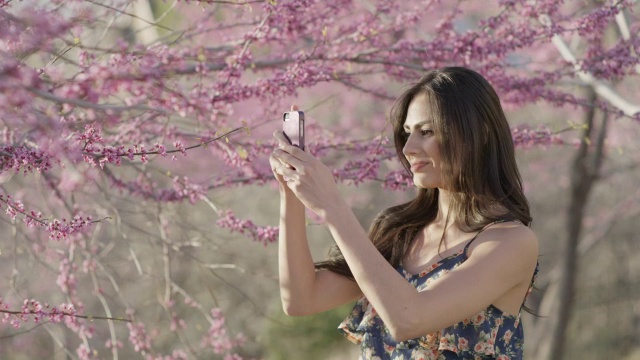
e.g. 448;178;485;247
284;113;290;120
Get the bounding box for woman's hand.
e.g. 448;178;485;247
269;138;290;190
270;105;299;191
271;130;343;218
269;105;298;191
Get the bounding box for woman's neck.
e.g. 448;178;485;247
434;188;453;227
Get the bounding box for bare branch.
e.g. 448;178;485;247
614;7;640;74
540;15;640;117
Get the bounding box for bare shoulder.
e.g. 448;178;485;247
462;221;538;289
467;221;539;263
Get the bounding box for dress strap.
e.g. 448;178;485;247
463;219;511;258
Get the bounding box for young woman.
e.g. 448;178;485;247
270;67;539;360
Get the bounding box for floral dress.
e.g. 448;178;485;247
338;225;538;360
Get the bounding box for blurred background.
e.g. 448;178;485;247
0;0;639;359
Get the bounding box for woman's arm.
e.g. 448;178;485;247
271;130;362;316
276;186;362;316
272;137;538;340
324;204;537;341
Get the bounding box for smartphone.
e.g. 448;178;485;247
283;111;305;150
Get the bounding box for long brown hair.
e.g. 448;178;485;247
315;67;531;279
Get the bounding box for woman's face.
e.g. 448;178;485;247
402;93;444;189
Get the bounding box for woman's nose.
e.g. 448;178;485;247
402;133;417;157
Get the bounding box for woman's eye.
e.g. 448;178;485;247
402;130;432;138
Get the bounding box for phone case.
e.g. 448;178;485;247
283;111;305;150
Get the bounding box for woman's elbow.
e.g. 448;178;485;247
387;318;425;342
282;304;304;316
281;298;312;316
390;331;419;343
388;325;412;343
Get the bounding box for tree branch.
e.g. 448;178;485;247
540;14;640;117
27;87;167;114
0;309;131;323
614;6;640;74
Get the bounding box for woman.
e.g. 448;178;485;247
270;67;539;360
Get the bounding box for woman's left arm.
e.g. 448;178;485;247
324;204;538;341
272;134;538;342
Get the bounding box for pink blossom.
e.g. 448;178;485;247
128;322;153;353
0;298;79;329
200;308;245;357
0;145;55;174
511;125;564;149
217;210;279;246
382;170;413;191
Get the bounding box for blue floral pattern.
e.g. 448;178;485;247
339;239;538;360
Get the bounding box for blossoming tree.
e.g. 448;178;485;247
0;0;638;359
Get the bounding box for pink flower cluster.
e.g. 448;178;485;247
0;6;73;55
57;259;78;297
75;124;203;170
124;306;245;359
201;308;245;358
127;321;153;353
580;39;640;80
333;157;381;186
313;137;396;187
511;125;564;149
259;0;328;41
216;210;279;246
0;194;94;241
0;298;77;329
0;144;55;174
574;2;625;37
46;215;95;241
76;344;99;360
233;61;334;103
382;170;413;191
77;125;169;168
146;350;189;360
106;173;207;204
163;176;207;204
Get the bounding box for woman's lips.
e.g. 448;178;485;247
411;162;428;171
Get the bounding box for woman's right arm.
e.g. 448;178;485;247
273;150;362;316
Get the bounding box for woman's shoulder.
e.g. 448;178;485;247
467;220;538;263
480;220;537;242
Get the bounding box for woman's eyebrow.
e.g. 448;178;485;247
403;120;432;130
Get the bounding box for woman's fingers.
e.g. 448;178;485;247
277;164;297;179
269;153;283;171
270;155;298;184
273;130;306;158
269;152;293;181
273;130;289;147
273;148;305;172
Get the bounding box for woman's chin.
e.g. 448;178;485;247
412;177;442;189
413;182;440;189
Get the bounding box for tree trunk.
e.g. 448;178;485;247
131;0;159;45
542;88;609;360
